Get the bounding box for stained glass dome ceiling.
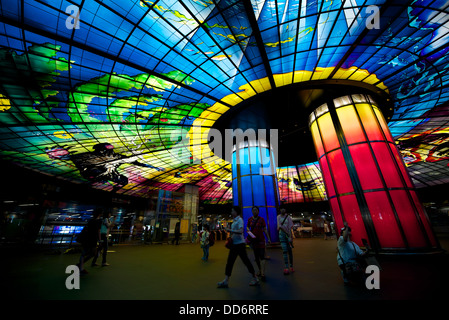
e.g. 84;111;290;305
0;0;449;204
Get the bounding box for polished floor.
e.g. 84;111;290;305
3;235;449;300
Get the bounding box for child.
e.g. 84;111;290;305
200;225;210;261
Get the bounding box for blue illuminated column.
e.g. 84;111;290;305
231;139;280;242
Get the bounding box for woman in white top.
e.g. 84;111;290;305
217;206;259;288
277;207;294;275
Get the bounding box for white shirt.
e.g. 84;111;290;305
230;216;245;245
277;214;293;235
337;236;364;265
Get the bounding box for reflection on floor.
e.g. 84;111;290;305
3;235;449;300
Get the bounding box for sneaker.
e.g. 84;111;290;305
102;263;110;267
91;263;99;267
289;267;295;273
283;268;289;275
249;278;260;286
217;281;228;288
80;269;89;275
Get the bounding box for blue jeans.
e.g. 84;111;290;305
202;244;210;261
279;231;293;268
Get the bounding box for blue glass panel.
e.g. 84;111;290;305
252;175;266;207
242;207;252;238
232;178;238;206
266;207;279;242
239;148;250;175
264;176;276;206
257;206;267;226
241;176;252;207
258;147;273;175
249;146;260;174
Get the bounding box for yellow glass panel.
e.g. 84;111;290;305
252;77;271;93
356;103;384;141
337;105;366;145
310;121;324;157
312;67;333;80
293;70;313;83
317;113;340;152
0;94;11;111
274;73;293;87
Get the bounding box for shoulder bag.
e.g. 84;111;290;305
337;242;364;277
280;215;294;248
225;236;233;249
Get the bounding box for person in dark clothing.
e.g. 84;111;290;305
247;206;271;280
77;209;102;274
217;206;259;288
92;211;115;267
172;221;181;245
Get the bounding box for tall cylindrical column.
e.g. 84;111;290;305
309;94;438;252
231;139;280;242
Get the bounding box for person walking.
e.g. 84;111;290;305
217;206;259;288
277;207;294;275
172;220;181;245
76;209;102;274
324;220;332;240
92;210;115;267
200;224;211;261
247;206;271;280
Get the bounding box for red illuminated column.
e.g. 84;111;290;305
309;94;439;252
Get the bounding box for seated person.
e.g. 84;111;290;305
337;222;368;286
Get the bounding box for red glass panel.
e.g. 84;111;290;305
370;142;404;188
339;194;368;247
317;113;340;152
349;144;383;190
327;149;354;194
389;190;427;248
374;107;394;143
330;197;343;236
356;103;384;141
389;144;414;188
319;156;335;197
365;191;405;248
337;105;366;145
410;191;438;247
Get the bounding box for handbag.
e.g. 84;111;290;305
337;243;364;276
225;237;233;249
